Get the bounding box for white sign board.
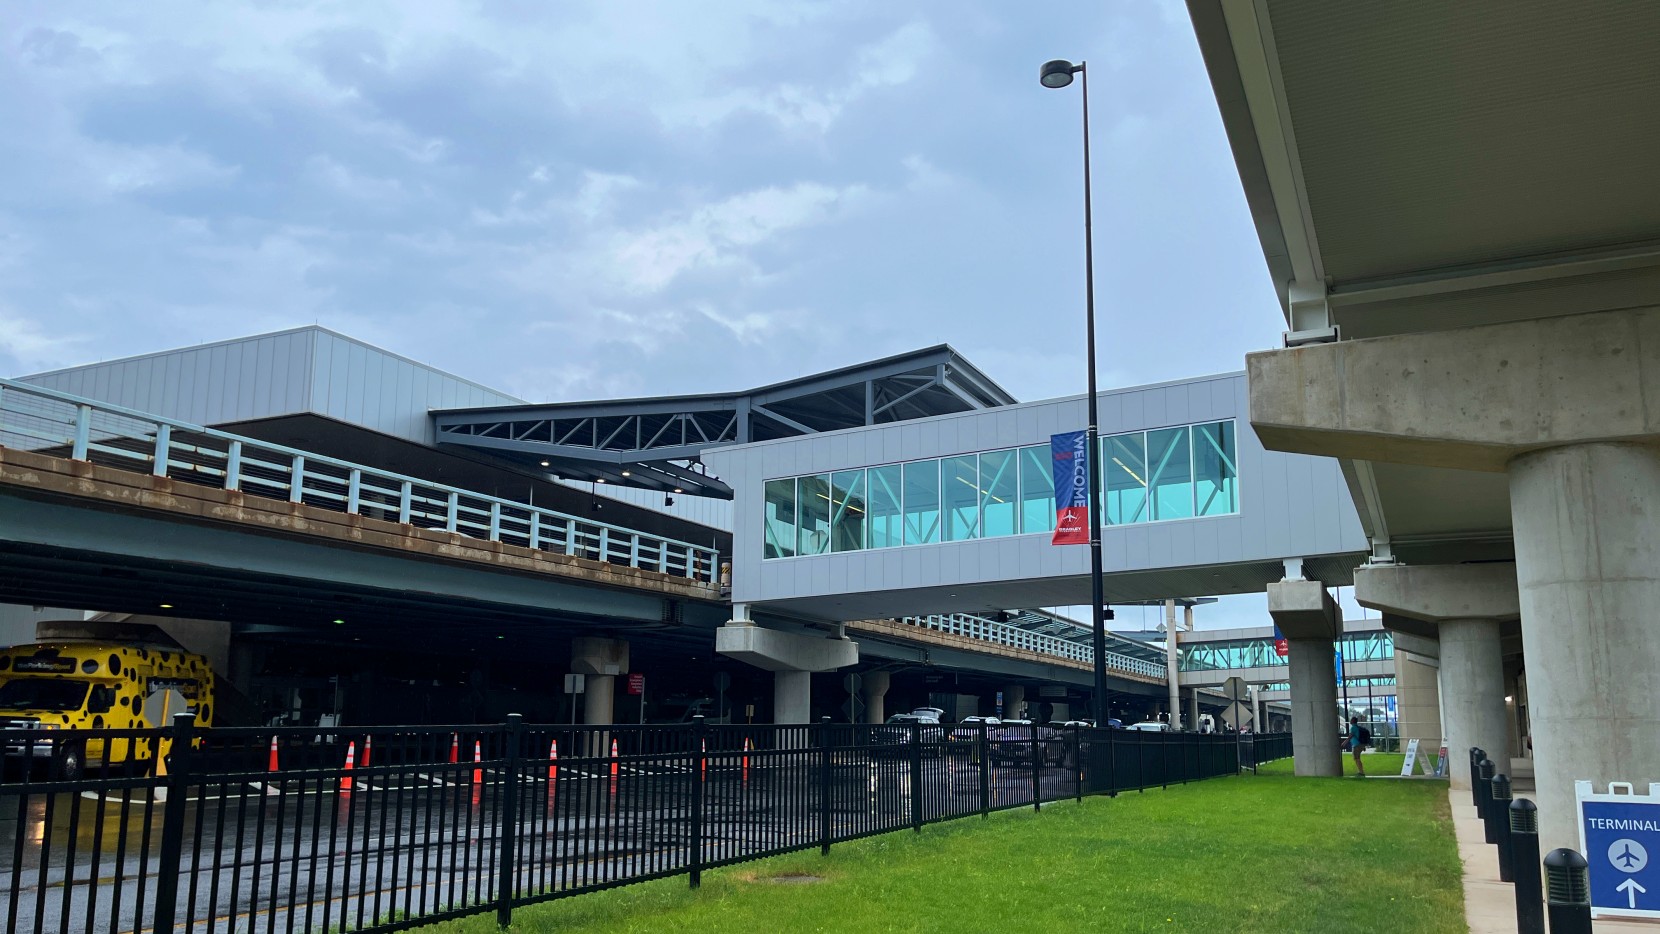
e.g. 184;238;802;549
1401;739;1421;776
563;673;586;695
1576;780;1660;919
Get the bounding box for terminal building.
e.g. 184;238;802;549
1;325;1403;746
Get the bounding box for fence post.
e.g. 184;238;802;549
347;468;363;515
398;481;413;524
1509;799;1545;934
910;723;924;832
689;716;706;889
150;711;196;934
446;491;460;533
1543;848;1592;934
1074;724;1082;803
497;714;523;927
979;724;991;819
225;440;243;491
72;403;91;460
1031;726;1041;812
152;423;171;477
819;716;833;856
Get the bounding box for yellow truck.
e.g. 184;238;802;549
0;641;216;778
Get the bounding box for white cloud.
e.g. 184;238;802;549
0;306;86;372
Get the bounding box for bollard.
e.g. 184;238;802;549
1509;798;1544;934
1469;747;1484;807
1477;758;1497;843
1543;848;1592;934
1489;774;1513;882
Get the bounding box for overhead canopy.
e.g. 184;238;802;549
1188;0;1660;562
431;345;1015;498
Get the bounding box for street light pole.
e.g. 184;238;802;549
1041;59;1111;725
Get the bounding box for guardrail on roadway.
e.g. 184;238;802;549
0;377;720;582
904;613;1169;677
1;716;1289;934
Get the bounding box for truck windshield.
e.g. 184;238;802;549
0;678;90;712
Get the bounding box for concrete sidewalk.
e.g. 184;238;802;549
1450;759;1656;932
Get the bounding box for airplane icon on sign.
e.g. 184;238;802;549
1616;843;1644;870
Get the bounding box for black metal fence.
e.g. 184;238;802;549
2;714;1291;934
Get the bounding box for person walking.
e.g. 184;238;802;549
1347;716;1366;777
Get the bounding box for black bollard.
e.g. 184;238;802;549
1469;747;1484;807
1543;848;1592;934
1477;757;1498;843
1489;774;1513;881
1509;799;1544;934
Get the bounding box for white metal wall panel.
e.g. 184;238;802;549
705;372;1368;607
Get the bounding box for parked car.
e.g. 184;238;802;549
988;722;1067;766
870;713;946;758
1127;721;1172;733
948;716;1001;747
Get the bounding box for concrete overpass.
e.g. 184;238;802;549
1187;0;1660;849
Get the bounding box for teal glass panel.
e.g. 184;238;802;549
903;460;940;545
1194;420;1238;516
1147;426;1193;520
830;469;867;552
797;473;831;555
867;465;903;548
941;455;980;541
1104;431;1148;525
1018;445;1054;534
763;478;797;559
980;449;1017;537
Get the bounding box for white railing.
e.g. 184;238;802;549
903;613;1169;679
0;378;722;583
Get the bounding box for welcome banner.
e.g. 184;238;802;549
1050;430;1090;545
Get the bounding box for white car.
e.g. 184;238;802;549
1127;721;1172;732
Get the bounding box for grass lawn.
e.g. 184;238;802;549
415;758;1463;934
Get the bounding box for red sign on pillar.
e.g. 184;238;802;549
626;673;645;696
1272;626;1289;658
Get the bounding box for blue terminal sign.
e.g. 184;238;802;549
1577;782;1660;919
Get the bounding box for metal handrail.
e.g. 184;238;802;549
901;613;1167;678
0;377;721;582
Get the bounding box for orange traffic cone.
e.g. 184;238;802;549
448;733;459;764
700;738;707;783
267;735;280;772
609;737;620;779
361;735;372;769
547;740;558;782
742;737;751;783
472;740;483;785
341;741;356;793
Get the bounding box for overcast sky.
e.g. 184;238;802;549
0;1;1374;629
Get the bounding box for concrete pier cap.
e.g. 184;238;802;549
714;623;859;673
1265;579;1340;641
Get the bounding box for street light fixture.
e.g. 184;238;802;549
1040;58;1112;725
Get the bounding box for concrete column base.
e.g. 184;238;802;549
1439;618;1508;791
775;670;811;725
1512;441;1660;853
861;670;890;724
1287;637;1341;776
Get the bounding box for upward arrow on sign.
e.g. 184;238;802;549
1619;879;1648;909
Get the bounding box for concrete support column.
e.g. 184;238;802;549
571;637;629;727
1164;599;1180;732
1392;649;1443;756
1269;578;1342;776
1287;637;1341;775
774;670;811;725
1511;441;1660;853
1438;618;1508;791
1004;685;1025;720
1187;687;1200;733
861;670;890;725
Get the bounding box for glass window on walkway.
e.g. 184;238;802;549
763;478;797;559
797;473;831;556
1147;426;1193;521
759;418;1242;559
903;460;940;545
941;455;980;541
980;449;1018;537
830;469;866;552
867;465;903;548
1018;444;1054;534
1103;431;1148;525
1194;421;1237;516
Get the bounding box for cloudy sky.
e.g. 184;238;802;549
0;1;1373;629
